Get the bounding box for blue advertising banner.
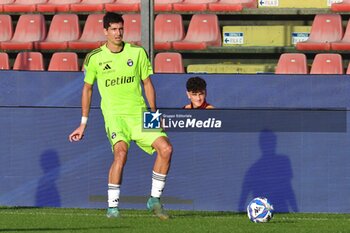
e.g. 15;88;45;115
1;71;350;213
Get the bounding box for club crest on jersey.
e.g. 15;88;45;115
127;59;133;66
111;132;116;139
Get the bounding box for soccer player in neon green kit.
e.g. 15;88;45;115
68;12;172;220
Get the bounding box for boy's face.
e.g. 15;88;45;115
104;22;124;46
187;90;207;108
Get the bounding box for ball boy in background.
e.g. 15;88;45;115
183;76;214;109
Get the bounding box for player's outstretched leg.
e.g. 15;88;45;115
106;207;120;218
147;197;169;220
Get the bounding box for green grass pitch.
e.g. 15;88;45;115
1;207;350;233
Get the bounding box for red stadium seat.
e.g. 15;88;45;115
3;0;47;12
208;0;257;12
173;0;217;12
122;14;141;46
154;52;184;73
154;14;184;50
331;19;350;51
48;52;79;71
13;52;44;71
36;0;81;12
155;0;183;12
70;0;114;12
347;62;350;74
0;52;10;70
310;53;344;74
1;14;46;50
296;14;343;51
69;14;105;50
275;53;308;74
105;0;140;12
346;62;350;74
34;14;80;50
0;0;15;12
0;14;13;44
172;14;221;50
331;0;350;12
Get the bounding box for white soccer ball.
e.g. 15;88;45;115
247;197;274;223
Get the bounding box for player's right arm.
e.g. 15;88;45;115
68;82;93;142
69;48;98;142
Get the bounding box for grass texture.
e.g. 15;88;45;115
1;207;350;233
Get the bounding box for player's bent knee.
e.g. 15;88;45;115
160;143;173;157
113;141;128;158
115;150;127;158
166;143;173;155
113;149;128;162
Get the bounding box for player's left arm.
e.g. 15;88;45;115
143;77;157;112
139;47;156;112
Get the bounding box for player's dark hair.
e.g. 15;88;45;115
103;12;124;29
186;77;207;92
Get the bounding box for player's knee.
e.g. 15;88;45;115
160;142;173;158
113;149;127;162
116;150;127;157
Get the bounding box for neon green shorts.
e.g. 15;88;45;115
104;115;167;154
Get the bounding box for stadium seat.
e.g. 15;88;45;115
187;63;275;74
0;0;15;12
208;0;257;11
331;0;350;12
34;14;80;50
331;19;350;51
154;0;183;11
154;52;184;73
310;53;344;74
0;14;13;44
69;0;115;12
122;14;141;46
173;0;217;11
36;0;81;12
347;62;350;74
48;52;79;71
68;14;105;50
1;14;46;50
154;14;184;50
172;14;221;50
105;0;140;12
296;14;343;51
0;52;10;70
13;52;44;71
3;0;47;12
275;53;308;74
